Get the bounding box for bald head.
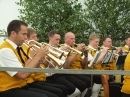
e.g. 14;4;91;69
65;32;74;39
64;32;75;46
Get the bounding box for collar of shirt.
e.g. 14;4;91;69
125;45;129;49
88;45;97;51
6;39;17;49
101;45;105;48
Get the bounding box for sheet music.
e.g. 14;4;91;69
88;50;113;68
88;51;101;68
102;51;113;64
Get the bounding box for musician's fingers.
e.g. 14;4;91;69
102;47;109;53
105;47;109;50
60;46;68;51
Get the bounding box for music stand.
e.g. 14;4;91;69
115;55;127;66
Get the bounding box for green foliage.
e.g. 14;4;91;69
84;0;130;45
16;0;89;44
0;29;7;41
16;0;130;46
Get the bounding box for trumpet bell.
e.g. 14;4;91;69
63;51;70;57
24;40;66;69
47;53;65;69
49;48;64;59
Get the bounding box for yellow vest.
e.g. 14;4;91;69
121;53;130;94
0;41;27;91
22;43;46;82
69;47;82;69
122;46;129;51
120;46;130;70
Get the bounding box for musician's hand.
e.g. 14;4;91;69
77;43;85;52
84;47;88;57
39;58;44;64
116;47;122;54
60;46;69;52
36;45;49;59
101;47;109;55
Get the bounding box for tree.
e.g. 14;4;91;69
84;0;130;46
16;0;130;46
16;0;89;44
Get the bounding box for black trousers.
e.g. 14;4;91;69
122;93;130;97
47;74;89;94
28;81;67;97
44;80;68;97
86;75;102;84
69;74;91;88
0;87;48;97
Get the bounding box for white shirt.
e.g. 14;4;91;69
88;52;93;61
87;45;95;61
0;39;23;77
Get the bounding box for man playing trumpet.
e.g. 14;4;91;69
59;32;95;97
121;34;130;97
0;20;49;97
85;34;110;97
101;36;121;70
121;34;130;70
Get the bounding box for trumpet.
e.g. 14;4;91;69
24;40;66;69
97;46;125;59
74;43;88;58
60;44;86;59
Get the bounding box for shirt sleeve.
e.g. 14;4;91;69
0;48;23;77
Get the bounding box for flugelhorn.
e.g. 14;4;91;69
41;42;70;59
24;40;66;68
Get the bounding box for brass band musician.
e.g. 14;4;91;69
101;36;122;70
121;34;130;97
121;34;130;70
0;20;49;97
85;34;109;97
